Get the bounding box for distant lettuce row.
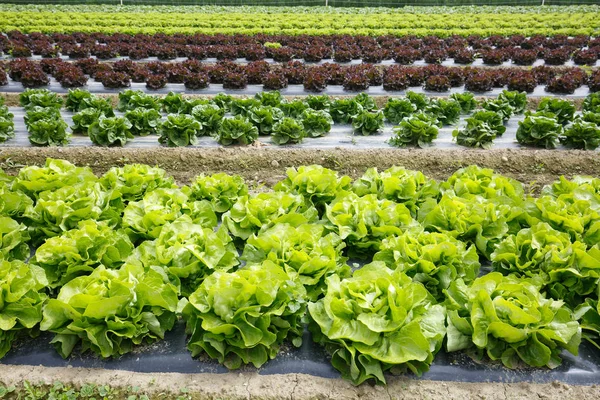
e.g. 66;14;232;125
0;160;599;385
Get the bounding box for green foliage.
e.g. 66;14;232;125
453;111;506;149
248;106;285;135
324;192;418;256
242;223;350;300
271;117;305;145
222;191;319;240
560;120;600;150
516;112;562;149
305;94;331;111
0;107;15;143
354;93;376;111
122;188;217;242
330;98;363;124
183;261;306;369
481;98;514;122
40;264;179;358
498;90;527;114
255;90;283;107
20;89;63;110
405;91;429;111
374;230;480;301
71;108;103;134
0;216;30;261
27;117;70;147
383;98;416;124
445;272;581;369
189;173;248;214
34;220;133;289
583;93;600;114
536;98;576;126
88;116;134;147
118;90;161;112
279;100;308;119
161;92;185;114
65;89;93;112
450;92;478;113
352;110;384;136
190;103;224;135
309;263;445;385
99;164;176;203
425;99;462;125
352;166;439;218
218;116;259;145
23;106;61;129
124;107;162;136
230;98;261;117
0;259;48;359
442;165;524;203
158;114;202;147
79;96;115;117
301;109;333;138
389;112;439;148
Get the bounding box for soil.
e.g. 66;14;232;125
1;147;598;194
0;365;598;400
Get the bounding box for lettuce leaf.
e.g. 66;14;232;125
189;173;248;214
99;164;177;204
0;216;30;262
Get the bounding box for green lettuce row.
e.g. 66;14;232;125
40;263;178;359
0;259;48;359
308;262;446;385
242;223;350;301
182;261;306;369
33;220;134;289
445;273;581;369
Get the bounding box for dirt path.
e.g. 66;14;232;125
1;147;599;192
0;365;598;400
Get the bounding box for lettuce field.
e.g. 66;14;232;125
0;3;600;399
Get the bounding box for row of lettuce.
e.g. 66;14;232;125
2;89;600;149
0;10;597;36
1;159;600;384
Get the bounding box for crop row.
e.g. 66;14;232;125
0;10;598;37
3;58;600;95
1;160;599;385
3;88;600;150
2;31;600;66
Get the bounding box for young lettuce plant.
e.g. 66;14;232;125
324;192;418;256
33;219;134;289
442;165;524;202
373;230;480;301
389;112;440;148
352;110;384;136
88;116;134;147
78;96;115;117
536;98;576;126
71;108;103;134
301;109;333;138
230;98;261;117
383;98;416;124
453;116;500;149
516;112;562;149
0;259;48;359
20;89;63;110
241;223;351;301
0;108;15;143
274;165;352;215
445;272;581;369
27;117;70;147
218;116;259;145
560;119;600;150
158;114;202;147
305;94;331;111
23;106;61;129
223;191;319;240
248;106;285;135
65;89;93;112
481;98;515;123
189;173;248;214
124;107;162;136
122;188;217;242
425;99;462;125
329;98;363;124
40;263;179;358
254;90;283;107
190;104;224;136
271;117;305;145
352;167;440;218
497;90;527;114
308;262;446;385
99;164;177;203
405;91;430;111
118;89;160;112
582;93;600;114
450;92;478;114
161;91;185;114
279;100;309;119
182;261;306;369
